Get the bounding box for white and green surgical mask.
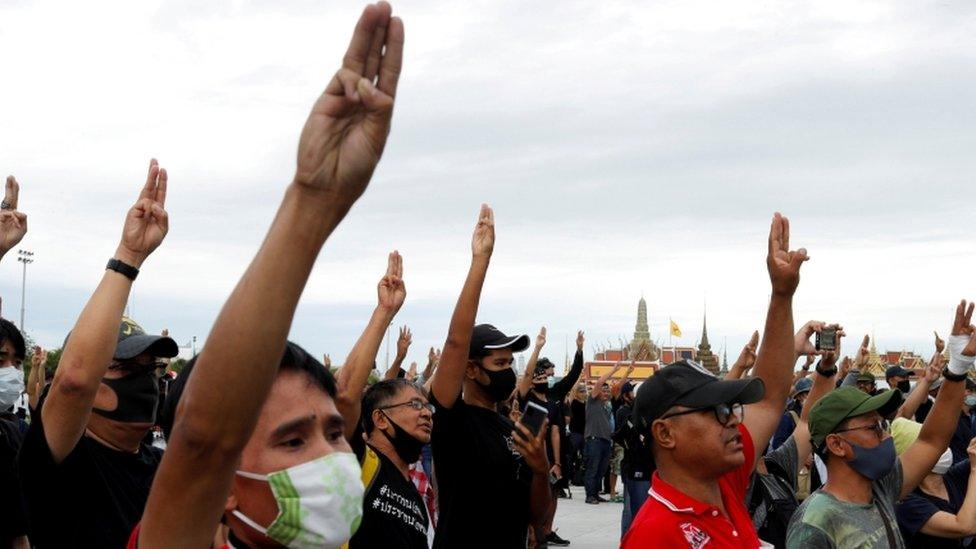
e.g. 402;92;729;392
233;452;364;549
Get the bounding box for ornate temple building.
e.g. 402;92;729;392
696;313;720;375
583;297;699;384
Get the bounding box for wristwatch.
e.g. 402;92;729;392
106;258;140;281
815;361;837;377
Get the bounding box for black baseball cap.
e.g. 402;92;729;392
620;381;635;396
469;324;530;356
63;316;178;361
633;360;765;431
885;365;914;380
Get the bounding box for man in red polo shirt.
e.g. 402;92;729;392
623;212;808;548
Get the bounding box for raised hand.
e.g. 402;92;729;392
935;331;945;354
923;357;943;382
513;419;550;474
294;2;403;208
0;176;27;257
576;330;585;350
323;354;332;368
377;250;406;313
535;327;547;350
736;331;760;371
407;361;418;379
854;335;871;368
396;326;412;358
951;300;976;357
31;345;47;371
472;204;495;258
766;212;808;297
428;346;437;365
117;159;168;267
839;356;853;377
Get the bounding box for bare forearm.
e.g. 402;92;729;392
899;379;934;419
385;354;406;380
956;469;976;534
801;370;834;422
596;365;621;388
753;295;795;407
431;256;489;407
519;344;544;397
529;470;552;528
919;379;965;448
339;307;394;429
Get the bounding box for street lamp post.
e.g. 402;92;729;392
17;250;34;332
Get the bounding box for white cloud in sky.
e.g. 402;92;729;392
1;0;974;368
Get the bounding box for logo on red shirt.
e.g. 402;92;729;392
680;522;711;549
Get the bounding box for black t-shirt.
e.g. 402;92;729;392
0;416;28;542
569;400;586;435
349;436;429;549
950;413;975;464
897;459;973;549
613;403;654;481
18;401;162;548
518;392;563;465
430;394;532;549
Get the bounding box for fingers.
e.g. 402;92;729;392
782;214;791;253
342;2;387;76
5;175;19;209
768;213;782;255
967;302;974;327
155;167;168;206
151;204;169;234
377;16;404;97
140;159;159;200
362;16;389;82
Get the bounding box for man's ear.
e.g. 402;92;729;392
372;409;389;431
651;420;677;450
464;360;481;381
224;491;237;514
825;434;848;459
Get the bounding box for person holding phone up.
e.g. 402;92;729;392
427;205;551;549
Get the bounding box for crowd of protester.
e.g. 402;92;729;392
1;3;976;548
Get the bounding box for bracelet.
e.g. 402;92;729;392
944;369;969;382
106;258;139;281
815;366;838;377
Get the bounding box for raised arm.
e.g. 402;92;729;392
336;251;405;439
550;331;585;401
725;331;758;380
900;300;974;498
420;347;438;384
429;204;494;409
517;327;546;398
0;175;27;263
792;328;842;466
43;159;168;463
25;346;45;410
793;355;815;384
595;361;624;390
139;5;403;547
898;356;943;420
744;213;808;468
384;325;411;380
918;440;976;538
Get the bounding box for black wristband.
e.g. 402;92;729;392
943;369;968;382
106;258;139;281
815;365;838;377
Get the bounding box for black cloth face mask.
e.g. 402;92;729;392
94;370;160;424
380;411;426;464
533;382;549;393
475;365;517;403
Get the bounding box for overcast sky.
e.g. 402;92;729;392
1;0;975;370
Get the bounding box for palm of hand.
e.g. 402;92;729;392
0;214;25;252
122;208;166;256
296;101;380;199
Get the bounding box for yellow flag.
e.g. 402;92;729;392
670;319;682;338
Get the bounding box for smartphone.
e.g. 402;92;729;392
521;401;549;437
816;327;837;351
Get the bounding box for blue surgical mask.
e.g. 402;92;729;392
965;395;976;408
843;437;896;480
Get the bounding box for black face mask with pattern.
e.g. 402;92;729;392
93;370;159;424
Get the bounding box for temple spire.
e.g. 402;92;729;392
634;296;650;342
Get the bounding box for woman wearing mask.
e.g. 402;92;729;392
131;4;404;547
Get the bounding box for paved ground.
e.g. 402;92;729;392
550;485;623;548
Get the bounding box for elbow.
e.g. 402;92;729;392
50;364;100;399
168;405;247;462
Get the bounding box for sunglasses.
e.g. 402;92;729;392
660;402;745;426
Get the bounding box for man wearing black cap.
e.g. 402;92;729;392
887;364;915;395
622;213;808;548
18;160;177;549
612;379;654;538
428;205;551;549
786;301;975;548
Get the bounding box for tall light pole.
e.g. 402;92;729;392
17;250;33;331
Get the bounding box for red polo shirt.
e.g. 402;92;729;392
621;424;762;549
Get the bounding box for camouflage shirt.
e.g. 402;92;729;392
785;459;904;549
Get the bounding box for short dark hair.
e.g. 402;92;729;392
361;379;422;433
159;341;336;440
0;318;26;360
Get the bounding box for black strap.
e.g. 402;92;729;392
106;258;140;281
877;499;898;547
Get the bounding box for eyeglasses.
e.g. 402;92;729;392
660;402;745;426
381;399;436;415
833;420;887;439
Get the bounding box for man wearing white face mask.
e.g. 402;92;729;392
894;419;976;549
131;3;404;548
0;317;29;549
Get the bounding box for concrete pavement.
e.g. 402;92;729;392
549;485;623;549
